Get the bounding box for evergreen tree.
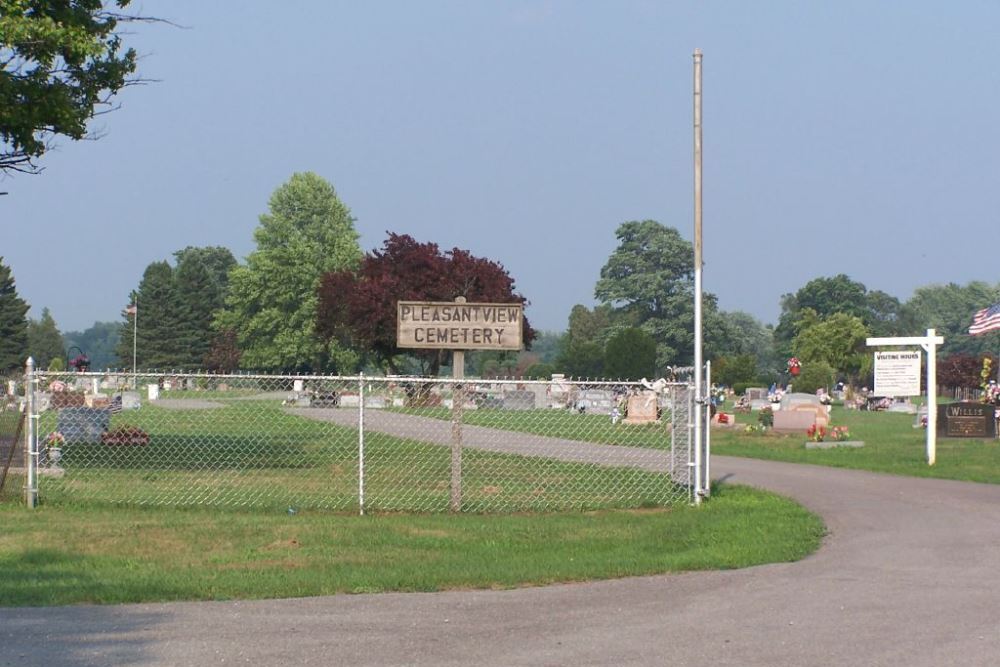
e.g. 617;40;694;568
174;254;217;368
116;261;183;369
0;258;29;371
26;307;64;369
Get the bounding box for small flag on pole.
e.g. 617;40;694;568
125;304;137;315
969;302;1000;336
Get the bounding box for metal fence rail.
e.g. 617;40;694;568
25;370;695;512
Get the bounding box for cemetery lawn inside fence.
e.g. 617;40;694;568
406;404;1000;484
0;484;823;607
32;401;683;512
711;404;1000;484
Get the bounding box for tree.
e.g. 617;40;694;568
317;232;535;376
902;282;1000;358
173;246;236;308
792;312;870;381
173;253;217;368
594;220;720;369
775;275;911;358
116;261;183;369
218;173;362;372
604;328;657;380
938;354;996;389
713;354;758;388
553;304;612;376
0;257;29;370
0;0;145;174
63;321;119;370
26;307;64;368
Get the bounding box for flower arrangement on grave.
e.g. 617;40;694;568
48;379;67;393
757;406;774;428
983;383;1000;407
100;425;150;446
768;388;784;403
807;423;826;442
68;354;90;372
831;425;850;442
45;431;66;450
787;357;801;376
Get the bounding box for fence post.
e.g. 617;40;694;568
24;357;37;509
358;373;365;516
703;361;711;498
451;357;464;512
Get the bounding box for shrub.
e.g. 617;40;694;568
758;406;774;427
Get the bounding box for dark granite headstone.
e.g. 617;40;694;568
937;402;997;439
56;407;111;444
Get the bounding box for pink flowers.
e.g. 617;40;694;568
807;424;826;442
831;426;851;442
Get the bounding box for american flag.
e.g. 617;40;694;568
969;302;1000;336
109;395;123;414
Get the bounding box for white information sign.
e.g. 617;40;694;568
874;350;921;396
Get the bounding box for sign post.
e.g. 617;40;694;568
866;329;944;465
397;298;523;511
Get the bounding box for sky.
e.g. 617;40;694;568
2;1;999;334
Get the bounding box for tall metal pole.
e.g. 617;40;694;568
692;48;705;503
24;357;37;509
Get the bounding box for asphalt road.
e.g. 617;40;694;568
5;452;1000;665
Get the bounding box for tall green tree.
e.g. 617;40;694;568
26;307;64;368
0;0;142;174
116;261;183;369
775;275;908;359
594;220;719;368
218;172;362;372
604;327;657;380
173;246;236;308
0;257;29;370
173;254;217;368
792;312;870;381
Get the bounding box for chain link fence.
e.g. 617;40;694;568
24;370;695;512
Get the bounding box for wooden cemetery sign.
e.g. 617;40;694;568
397;301;523;351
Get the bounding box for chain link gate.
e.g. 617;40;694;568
22;367;697;512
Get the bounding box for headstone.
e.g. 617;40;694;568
749;399;770;411
121;392;141;410
147;384;159;401
575;389;615;415
86;394;110;409
791;403;830;428
56;407;111;444
293;380;304;393
503;390;536;411
745;387;767;402
938;402;997;439
35;392;52;413
8;380;16;396
51;392;86;409
623;391;658;424
780;392;823;411
772;409;816;434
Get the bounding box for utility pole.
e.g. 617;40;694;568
692;48;705;503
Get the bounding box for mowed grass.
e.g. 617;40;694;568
0;483;823;607
402;402;1000;484
34;401;685;511
711;403;1000;483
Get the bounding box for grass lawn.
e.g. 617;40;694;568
0;483;823;607
30;401;687;512
711;403;1000;484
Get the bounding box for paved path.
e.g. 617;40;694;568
5;430;1000;665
